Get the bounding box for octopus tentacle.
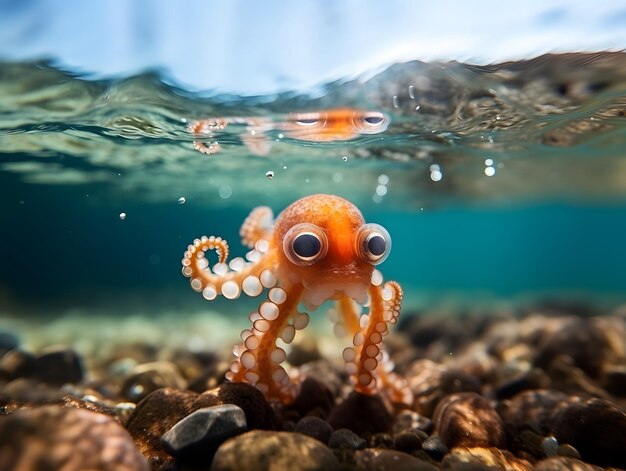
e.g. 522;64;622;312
239;206;274;249
181;235;277;300
226;282;306;404
342;280;413;405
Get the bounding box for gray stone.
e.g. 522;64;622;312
162;404;247;457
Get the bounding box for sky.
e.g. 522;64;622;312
0;0;625;94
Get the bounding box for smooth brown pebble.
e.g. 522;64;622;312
210;430;338;471
355;448;438;471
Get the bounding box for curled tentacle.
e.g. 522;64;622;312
240;206;274;249
226;282;306;404
341;280;413;405
181;235;277;301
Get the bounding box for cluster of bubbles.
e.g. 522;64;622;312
429;164;443;182
372;174;389;203
484;158;496;177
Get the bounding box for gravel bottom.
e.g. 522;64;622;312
1;303;626;470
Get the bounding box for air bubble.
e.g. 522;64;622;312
178;196;186;204
119;212;127;220
266;171;274;179
218;185;232;199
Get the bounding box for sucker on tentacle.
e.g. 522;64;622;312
181;194;412;406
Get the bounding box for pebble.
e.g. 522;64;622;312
0;405;149;471
392;409;433;434
161;404;247;458
328;392;393;435
407;359;481;417
393;431;424;454
328;428;367;450
288;376;335;417
0;350;37;381
33;347;84;385
421;435;448;461
550;397;626;468
533;318;610;379
532;456;604;471
294;416;333;444
126;388;219;469
441;447;532;471
121;361;186;402
211;430;339;471
202;381;278;430
355;448;438;471
500;389;576;430
433;392;506;449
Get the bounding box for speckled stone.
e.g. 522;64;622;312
441;447;532;471
532;457;603;471
0;405;149;471
433;392;506;449
550;398;626;469
328;392;393;435
161;404;247;458
210;430;339;471
355;448;438;471
294;416;333;444
328;428;367;450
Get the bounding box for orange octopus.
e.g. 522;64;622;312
181;194;411;405
188;108;390;155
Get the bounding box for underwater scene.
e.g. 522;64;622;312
2;5;626;471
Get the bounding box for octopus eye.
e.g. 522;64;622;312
362;113;386;126
356;223;391;265
283;223;328;266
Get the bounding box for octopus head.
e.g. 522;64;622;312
273;194;392;309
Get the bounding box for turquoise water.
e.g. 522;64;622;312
1;54;626;318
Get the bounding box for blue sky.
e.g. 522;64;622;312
1;0;625;94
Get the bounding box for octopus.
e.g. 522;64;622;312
188;108;390;155
181;194;412;406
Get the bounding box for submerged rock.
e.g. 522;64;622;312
550;397;626;469
328;392;393;435
0;405;149;471
211;430;339;471
433;392;506;449
161;404;247;458
355;448;438;471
